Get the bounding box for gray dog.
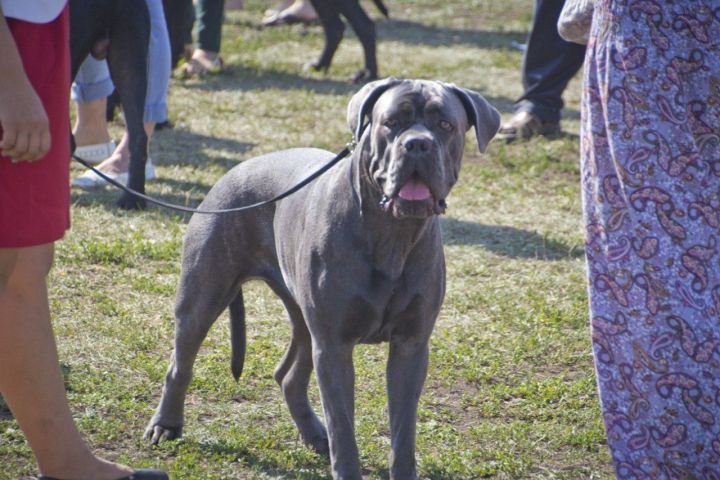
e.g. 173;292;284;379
145;78;500;480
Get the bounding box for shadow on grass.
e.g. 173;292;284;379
180;64;361;95
71;188;204;224
173;49;524;114
182;66;522;117
192;435;472;479
70;127;252;217
176;57;521;117
378;18;526;50
0;395;11;421
151;127;255;169
189;438;334;479
441;218;584;260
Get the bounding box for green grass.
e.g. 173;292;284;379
0;1;612;478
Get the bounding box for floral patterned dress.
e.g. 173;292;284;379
581;1;720;478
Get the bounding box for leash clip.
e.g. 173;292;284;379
346;136;359;152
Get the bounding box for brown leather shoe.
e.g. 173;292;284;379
496;111;561;142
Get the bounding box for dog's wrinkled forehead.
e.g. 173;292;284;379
347;78;501;152
372;81;469;127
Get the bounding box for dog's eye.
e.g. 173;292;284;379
439;120;453;131
384;118;398;128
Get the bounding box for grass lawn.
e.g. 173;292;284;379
0;0;614;478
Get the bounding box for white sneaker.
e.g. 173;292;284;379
72;158;157;189
72;140;117;165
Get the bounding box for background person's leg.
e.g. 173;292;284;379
497;0;585;141
516;0;585;122
196;0;224;54
71;56;115;162
182;0;225;75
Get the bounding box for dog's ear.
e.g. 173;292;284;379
443;83;501;153
347;77;404;141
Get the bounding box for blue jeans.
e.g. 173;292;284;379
71;0;171;123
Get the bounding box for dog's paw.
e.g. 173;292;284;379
303;61;329;74
144;423;182;445
116;192;147;210
351;69;378;84
303;434;329;456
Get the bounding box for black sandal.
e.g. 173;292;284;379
37;469;168;480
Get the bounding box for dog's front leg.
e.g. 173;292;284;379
313;341;362;480
386;339;429;480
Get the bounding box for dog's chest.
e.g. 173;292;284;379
339;270;431;344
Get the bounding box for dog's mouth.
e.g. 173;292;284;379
380;174;447;219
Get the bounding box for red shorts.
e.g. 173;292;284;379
0;6;70;248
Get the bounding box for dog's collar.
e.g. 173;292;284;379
350;121;370;153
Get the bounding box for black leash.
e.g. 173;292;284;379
71;138;359;215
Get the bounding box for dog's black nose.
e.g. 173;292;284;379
403;136;432;153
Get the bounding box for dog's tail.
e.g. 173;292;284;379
229;289;247;381
372;0;389;17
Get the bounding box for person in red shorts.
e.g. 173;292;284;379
0;2;167;479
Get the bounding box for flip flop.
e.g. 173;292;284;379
178;56;223;78
37;469;168;480
72;157;156;189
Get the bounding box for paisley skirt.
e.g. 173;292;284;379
582;1;720;478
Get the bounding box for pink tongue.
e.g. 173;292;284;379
398;178;431;201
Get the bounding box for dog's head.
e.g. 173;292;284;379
347;78;500;219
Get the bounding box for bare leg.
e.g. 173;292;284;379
92;122;155;175
0;245;132;480
72;98;111;147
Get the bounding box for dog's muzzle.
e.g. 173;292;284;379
380;173;447;219
379;135;448;219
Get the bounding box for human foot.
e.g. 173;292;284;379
262;0;318;26
179;49;223;77
37;455;136;480
72;150;156;189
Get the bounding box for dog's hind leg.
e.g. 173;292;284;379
271;284;329;455
107;0;150;210
145;255;243;444
307;0;344;73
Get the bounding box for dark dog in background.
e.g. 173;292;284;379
69;0;150;210
103;0;190;127
308;0;388;82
